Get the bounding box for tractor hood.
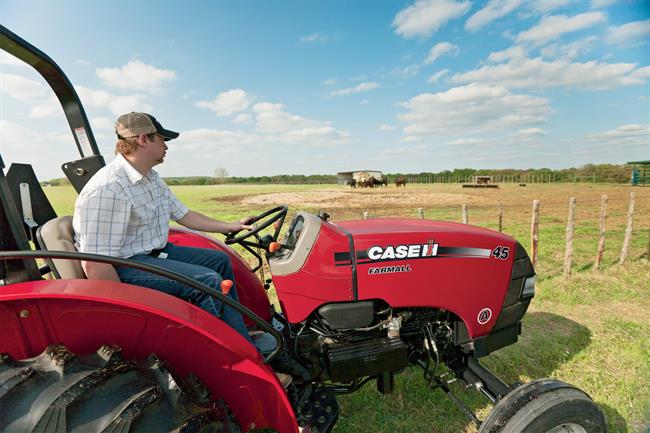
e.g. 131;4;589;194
269;212;533;344
334;217;512;240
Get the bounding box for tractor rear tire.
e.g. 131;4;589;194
0;344;241;433
478;378;607;433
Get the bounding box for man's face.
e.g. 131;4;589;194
143;133;168;165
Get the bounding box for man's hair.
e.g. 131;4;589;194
115;133;156;155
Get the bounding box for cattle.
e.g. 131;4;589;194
395;176;407;187
346;179;357;188
358;176;383;188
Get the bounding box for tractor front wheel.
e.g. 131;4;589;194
478;378;607;433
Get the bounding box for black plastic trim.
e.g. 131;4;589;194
336;226;358;300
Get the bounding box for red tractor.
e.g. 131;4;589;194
0;25;607;433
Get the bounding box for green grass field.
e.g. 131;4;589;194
44;183;649;433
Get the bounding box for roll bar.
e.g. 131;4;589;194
0;24;100;158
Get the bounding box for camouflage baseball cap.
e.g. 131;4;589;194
115;112;179;141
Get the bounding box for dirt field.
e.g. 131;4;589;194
228;183;649;221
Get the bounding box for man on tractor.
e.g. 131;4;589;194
73;112;275;352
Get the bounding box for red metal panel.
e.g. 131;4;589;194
272;223;354;323
0;280;297;433
337;218;515;338
271;217;515;337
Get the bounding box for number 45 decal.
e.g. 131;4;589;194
492;246;510;260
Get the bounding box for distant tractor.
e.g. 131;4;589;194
628;160;649;186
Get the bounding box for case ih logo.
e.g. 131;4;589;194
333;243;491;267
477;308;492;325
367;242;439;261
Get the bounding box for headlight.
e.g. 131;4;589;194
521;275;536;298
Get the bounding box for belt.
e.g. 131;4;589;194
149;248;168;259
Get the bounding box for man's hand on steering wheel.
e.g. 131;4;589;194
224;205;288;247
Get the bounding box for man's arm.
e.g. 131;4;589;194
177;210;252;234
82;261;121;281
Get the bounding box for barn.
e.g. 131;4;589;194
337;170;383;185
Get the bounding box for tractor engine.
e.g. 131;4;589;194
292;301;456;392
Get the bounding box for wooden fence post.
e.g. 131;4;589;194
563;197;576;277
530;200;540;268
647;221;650;260
363;211;369;220
497;202;503;232
462;204;468;224
594;195;607;271
619;192;636;264
417;208;424;219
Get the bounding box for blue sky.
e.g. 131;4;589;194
1;0;649;179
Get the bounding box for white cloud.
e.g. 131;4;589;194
369;144;430;160
196;88;251;116
527;0;570;14
300;33;328;43
540;36;597;60
0;52;32;70
379;123;397;131
449;138;484;145
0;120;74;179
591;0;615;8
465;0;522;32
91;117;113;130
392;0;471;38
178;128;260;152
0;120;45;152
606;19;650;46
29;96;62;119
397;83;551;136
360;99;369;105
330;82;380;96
424;42;459;65
487;46;528;62
96;60;176;95
251;101;352;145
76;85;152;115
583;124;650;146
511;128;548;141
451;53;647;90
233;113;253;124
391;64;421;79
322;79;337;86
428;69;449;83
0;73;48;100
516;12;606;45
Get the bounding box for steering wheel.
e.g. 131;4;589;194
224;205;288;245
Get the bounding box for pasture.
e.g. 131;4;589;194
44;182;649;433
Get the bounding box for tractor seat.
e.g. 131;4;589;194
37;216;86;279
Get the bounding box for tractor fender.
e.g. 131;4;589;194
0;279;298;433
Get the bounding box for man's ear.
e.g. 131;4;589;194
137;134;147;146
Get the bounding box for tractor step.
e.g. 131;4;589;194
0;344;241;433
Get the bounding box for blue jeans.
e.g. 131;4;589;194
115;243;253;344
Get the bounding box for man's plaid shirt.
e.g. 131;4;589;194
73;154;189;258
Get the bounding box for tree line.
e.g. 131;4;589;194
43;163;633;186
